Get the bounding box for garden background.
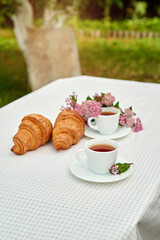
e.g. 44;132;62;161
0;0;160;108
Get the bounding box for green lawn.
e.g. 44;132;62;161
0;29;30;108
0;29;160;108
78;36;160;83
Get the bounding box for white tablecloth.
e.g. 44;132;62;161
0;76;160;240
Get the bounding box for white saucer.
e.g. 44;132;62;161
84;125;131;140
70;156;135;183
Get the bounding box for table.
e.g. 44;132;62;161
0;76;160;240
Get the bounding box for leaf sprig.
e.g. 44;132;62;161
109;163;134;175
117;163;133;174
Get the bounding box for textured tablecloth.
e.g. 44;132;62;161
0;76;160;240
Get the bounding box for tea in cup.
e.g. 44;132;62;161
87;107;120;135
75;138;119;175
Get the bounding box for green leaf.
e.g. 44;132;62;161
72;96;77;103
86;96;92;100
101;92;105;96
129;106;133;111
116;163;133;174
114;101;120;108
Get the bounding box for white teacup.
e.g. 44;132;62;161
88;107;120;135
75;138;119;175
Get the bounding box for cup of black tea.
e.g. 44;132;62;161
87;107;120;135
75;138;119;174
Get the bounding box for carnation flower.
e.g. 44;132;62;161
124;108;135;118
119;108;136;128
61;92;78;110
133;118;143;132
93;92;100;98
101;93;115;107
74;100;102;122
126;117;135;128
119;115;126;126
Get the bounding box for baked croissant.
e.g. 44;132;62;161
52;109;85;150
11;114;52;155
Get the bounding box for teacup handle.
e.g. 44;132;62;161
75;149;89;168
87;117;98;131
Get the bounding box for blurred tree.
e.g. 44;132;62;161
145;0;160;17
133;1;148;18
82;0;133;20
0;0;82;90
1;0;159;26
104;0;123;20
157;5;160;16
0;0;20;27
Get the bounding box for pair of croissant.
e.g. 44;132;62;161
11;109;85;155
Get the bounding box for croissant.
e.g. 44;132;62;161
11;114;52;155
52;109;85;150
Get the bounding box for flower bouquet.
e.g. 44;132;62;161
61;92;143;133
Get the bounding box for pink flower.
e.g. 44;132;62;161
126;117;135;127
74;100;102;121
119;108;136;128
133;118;143;132
101;93;115;106
62;92;78;110
60;105;66;111
119;115;126;126
93;92;100;98
109;164;119;175
124;108;135;118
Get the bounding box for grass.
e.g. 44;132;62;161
68;16;160;32
0;28;160;108
0;29;30;108
78;36;160;83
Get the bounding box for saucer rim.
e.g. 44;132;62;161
70;156;135;183
84;125;131;140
